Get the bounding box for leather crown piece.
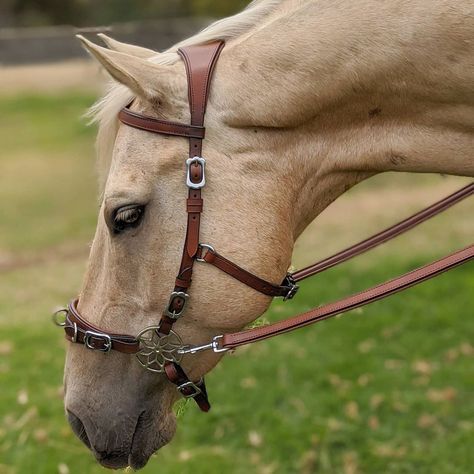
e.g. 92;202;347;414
57;37;474;413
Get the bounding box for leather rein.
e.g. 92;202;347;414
55;41;474;412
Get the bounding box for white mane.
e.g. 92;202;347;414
88;0;282;185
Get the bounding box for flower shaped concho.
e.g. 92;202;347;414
136;327;184;372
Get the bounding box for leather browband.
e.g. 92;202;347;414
118;105;206;139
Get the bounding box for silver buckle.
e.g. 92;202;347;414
186;157;206;189
177;380;202;398
164;291;189;320
84;331;112;353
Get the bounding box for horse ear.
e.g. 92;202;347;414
77;35;173;101
97;34;157;59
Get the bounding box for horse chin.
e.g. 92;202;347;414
126;411;177;471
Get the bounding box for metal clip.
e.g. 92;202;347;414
178;335;229;355
211;335;229;353
84;331;112;353
186;157;206;189
282;274;299;301
164;291;189;320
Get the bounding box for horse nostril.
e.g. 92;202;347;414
66;409;91;449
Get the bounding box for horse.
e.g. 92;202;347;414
62;0;474;469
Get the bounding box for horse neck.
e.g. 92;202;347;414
212;0;474;237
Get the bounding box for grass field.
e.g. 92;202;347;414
0;92;473;474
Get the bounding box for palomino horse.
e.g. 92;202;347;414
61;0;473;469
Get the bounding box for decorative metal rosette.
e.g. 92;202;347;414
135;327;183;373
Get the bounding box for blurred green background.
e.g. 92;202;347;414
0;1;248;27
0;2;473;474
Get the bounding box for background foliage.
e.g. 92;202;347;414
0;0;249;27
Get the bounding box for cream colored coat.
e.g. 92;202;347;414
63;0;474;469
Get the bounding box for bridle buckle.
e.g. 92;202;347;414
186;156;206;189
84;331;112;353
177;380;202;398
164;291;189;320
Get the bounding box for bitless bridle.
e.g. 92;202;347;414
54;41;474;412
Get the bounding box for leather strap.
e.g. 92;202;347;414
220;244;474;349
292;182;474;281
65;299;139;354
178;42;225;127
160;41;225;340
164;362;211;412
198;245;297;298
155;42;224;412
193;183;472;299
119;105;205;139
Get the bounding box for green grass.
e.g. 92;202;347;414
0;93;473;474
0;93;98;253
1;258;473;474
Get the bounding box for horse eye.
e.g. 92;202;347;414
112;205;145;233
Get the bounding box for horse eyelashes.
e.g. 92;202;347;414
113;205;145;233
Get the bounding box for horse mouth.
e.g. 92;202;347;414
128;410;176;470
128;414;176;470
67;409;92;449
67;408;176;470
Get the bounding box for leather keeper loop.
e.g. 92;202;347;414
203;248;216;263
158;316;174;335
175;277;190;288
187;198;203;213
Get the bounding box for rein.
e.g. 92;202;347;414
55;41;474;412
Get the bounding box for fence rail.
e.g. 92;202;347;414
0;18;211;65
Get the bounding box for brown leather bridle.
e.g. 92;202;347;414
55;40;474;412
